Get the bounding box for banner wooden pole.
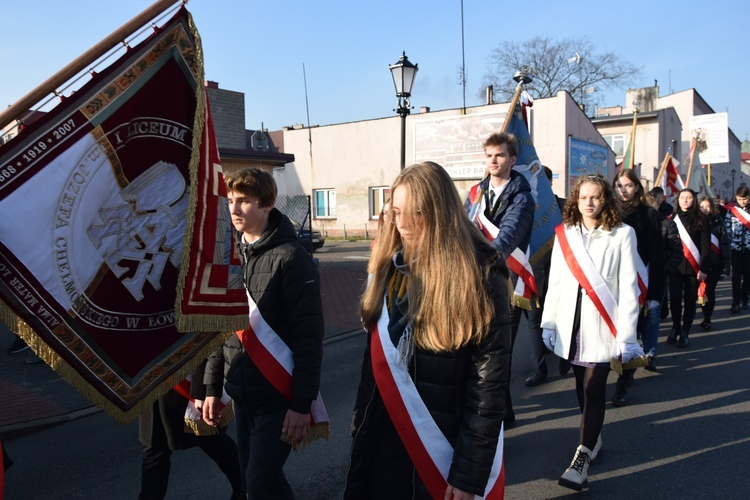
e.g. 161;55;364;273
500;84;524;134
654;152;671;187
0;0;182;131
685;138;696;188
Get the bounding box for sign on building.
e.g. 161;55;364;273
689;112;729;164
414;112;507;179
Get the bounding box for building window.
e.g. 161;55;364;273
603;134;625;157
313;189;336;218
369;186;391;219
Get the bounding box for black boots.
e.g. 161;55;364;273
677;329;689;348
667;328;678;344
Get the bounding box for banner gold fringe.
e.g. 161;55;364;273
512;295;531;311
280;422;331;452
184;403;235;436
610;355;649;376
2;298;230;423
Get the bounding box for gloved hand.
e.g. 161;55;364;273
614;342;644;363
542;328;556;351
647;300;660;311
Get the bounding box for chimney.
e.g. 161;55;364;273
205;80;219;89
420;106;430;113
485;85;494;105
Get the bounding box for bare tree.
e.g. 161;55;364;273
480;36;641;112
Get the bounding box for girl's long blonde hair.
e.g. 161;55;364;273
361;162;500;351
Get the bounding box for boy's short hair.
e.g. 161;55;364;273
224;168;277;208
736;186;750;198
483;132;518;158
650;186;665;196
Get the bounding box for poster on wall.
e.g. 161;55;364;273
689;113;729;164
567;137;610;194
414;113;506;179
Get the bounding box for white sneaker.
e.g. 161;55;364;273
559;445;592;491
590;434;603;462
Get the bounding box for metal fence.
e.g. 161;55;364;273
275;194;314;254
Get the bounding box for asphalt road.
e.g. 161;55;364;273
3;241;750;499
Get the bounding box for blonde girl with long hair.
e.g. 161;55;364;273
346;162;512;500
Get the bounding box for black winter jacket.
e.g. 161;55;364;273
623;204;665;302
345;251;512;497
665;212;711;276
204;209;324;414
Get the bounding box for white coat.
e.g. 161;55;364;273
541;223;640;363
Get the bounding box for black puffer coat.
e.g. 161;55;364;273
204;209;324;414
345;250;512;497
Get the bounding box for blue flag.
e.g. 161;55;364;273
505;99;562;262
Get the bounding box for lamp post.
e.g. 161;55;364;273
389;52;418;170
731;168;736;196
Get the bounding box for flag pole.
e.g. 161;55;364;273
654;152;671;186
685;138;697;188
0;0;183;131
628;110;638;170
500;67;532;133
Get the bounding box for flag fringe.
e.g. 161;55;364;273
1;300;228;424
280;422;331;452
184;404;235;436
512;295;531;311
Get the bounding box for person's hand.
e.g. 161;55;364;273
614;342;644;363
542;328;556;351
194;398;204;415
697;271;707;282
444;484;475;499
647;300;660;311
282;410;311;446
203;396;221;427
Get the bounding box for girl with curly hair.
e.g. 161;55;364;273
541;174;641;491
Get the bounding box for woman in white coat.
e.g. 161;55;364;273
541;174;641;491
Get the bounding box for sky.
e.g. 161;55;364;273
2;0;749;141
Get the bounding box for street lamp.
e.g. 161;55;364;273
731;168;736;196
389;51;418;170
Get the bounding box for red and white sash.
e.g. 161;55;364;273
673;215;701;275
710;233;720;255
371;299;505;499
236;291;329;446
469;184;538;309
555;225;618;337
728;204;750;231
636;257;649;307
174;376;233;435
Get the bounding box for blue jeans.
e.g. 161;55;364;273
641;303;661;357
234;403;293;499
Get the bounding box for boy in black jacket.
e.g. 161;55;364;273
203;168;324;499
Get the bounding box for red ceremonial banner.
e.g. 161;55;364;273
0;7;247;421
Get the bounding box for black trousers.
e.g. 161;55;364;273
139;398;242;500
731;250;750;304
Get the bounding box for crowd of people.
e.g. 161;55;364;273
5;135;749;498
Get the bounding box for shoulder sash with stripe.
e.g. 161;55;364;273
710;233;720;255
469;184;538;309
555;224;618;338
728;205;750;231
673;215;701;275
635;256;648;306
236;290;330;447
370;298;505;499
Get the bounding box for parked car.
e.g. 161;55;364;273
289;217;325;252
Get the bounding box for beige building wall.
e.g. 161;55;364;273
279;92;614;237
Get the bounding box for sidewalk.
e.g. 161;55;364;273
0;254;369;438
